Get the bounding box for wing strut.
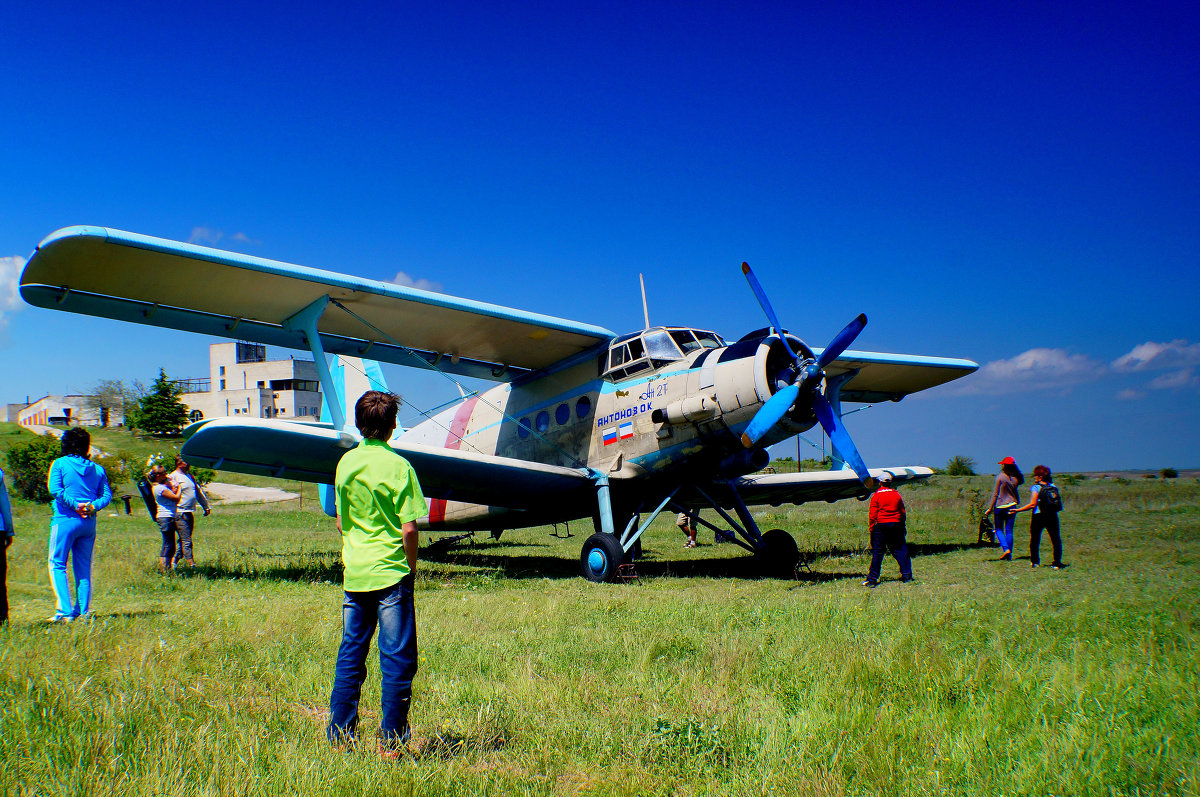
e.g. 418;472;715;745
282;295;345;432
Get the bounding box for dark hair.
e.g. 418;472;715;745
175;456;188;468
355;390;399;440
1032;464;1051;481
1001;462;1024;485
61;427;91;458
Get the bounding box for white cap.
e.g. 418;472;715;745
877;472;894;484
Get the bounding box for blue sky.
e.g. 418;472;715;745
1;1;1197;471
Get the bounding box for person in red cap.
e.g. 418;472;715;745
984;457;1024;561
862;472;912;586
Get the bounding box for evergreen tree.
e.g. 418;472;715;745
136;369;189;436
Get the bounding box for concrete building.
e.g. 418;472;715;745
179;342;322;422
2;402;30;423
18;395;124;428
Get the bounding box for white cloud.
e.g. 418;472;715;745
948;347;1107;395
188;226;223;245
390;270;443;293
1116;388;1145;401
0;255;26;331
1111;339;1200;372
1148;368;1199;390
188;228;260;248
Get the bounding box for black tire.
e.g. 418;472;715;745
580;532;627;583
756;528;799;579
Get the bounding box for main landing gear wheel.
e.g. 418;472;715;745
580;533;626;583
756;528;799;579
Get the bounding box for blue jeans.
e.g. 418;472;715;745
327;575;417;746
48;516;96;618
993;508;1016;553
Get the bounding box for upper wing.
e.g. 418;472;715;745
20;226;615;382
180;417;593;509
817;349;977;401
685;466;934;508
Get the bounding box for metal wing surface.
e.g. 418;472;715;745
180;417;593;508
20;226;616;382
686;466;934;508
816;349;978;402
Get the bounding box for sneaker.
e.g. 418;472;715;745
1000;551;1012;561
1031;562;1039;568
46;614;73;624
1051;562;1068;570
862;579;878;588
900;576;914;583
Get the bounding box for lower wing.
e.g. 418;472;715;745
686;467;933;508
180;417;593;511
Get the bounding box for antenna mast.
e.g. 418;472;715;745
639;273;650;330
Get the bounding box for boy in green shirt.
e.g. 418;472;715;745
327;391;428;754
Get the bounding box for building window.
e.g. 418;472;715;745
555;403;570;425
219;366;225;375
219;379;226;390
258;381;265;388
189;410;203;422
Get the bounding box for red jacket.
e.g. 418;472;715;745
869;486;906;527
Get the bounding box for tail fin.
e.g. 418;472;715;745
319;355;391;516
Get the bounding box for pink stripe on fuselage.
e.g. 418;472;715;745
427;396;480;527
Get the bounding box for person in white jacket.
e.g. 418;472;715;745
170;456;211;569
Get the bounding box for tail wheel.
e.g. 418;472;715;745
756;528;799;579
580;532;626;583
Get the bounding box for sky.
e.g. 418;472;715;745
1;1;1197;472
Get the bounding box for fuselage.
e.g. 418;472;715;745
405;327;815;532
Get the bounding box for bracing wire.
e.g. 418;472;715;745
326;298;590;470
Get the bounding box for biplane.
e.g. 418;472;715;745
20;226;977;581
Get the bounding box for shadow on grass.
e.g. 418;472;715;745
189;539;987;585
411;727;507;761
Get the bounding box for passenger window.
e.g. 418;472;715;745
555;403;570;425
536;411;550;433
518;417;531;439
576;395;592;418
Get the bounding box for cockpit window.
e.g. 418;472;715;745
670;329;700;352
644;330;682;361
605;327;719;381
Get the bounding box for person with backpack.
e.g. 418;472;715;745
1012;464;1066;569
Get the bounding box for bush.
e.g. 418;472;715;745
191;466;216;485
1161;467;1178;479
944;455;976;476
1059;473;1086;486
4;434;60;502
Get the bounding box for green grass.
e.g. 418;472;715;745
2;477;1198;795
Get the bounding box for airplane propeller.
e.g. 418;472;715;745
738;262;875;488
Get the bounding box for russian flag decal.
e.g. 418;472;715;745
619;421;634;439
602;427;618;445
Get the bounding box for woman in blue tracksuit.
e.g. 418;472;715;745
47;427;111;622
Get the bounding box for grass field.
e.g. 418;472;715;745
1;453;1198;795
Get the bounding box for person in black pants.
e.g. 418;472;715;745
863;472;913;587
1013;464;1066;569
0;466;14;624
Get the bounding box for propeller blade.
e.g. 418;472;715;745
811;393;875;488
816;313;867;368
741;262;799;363
740;383;800;448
